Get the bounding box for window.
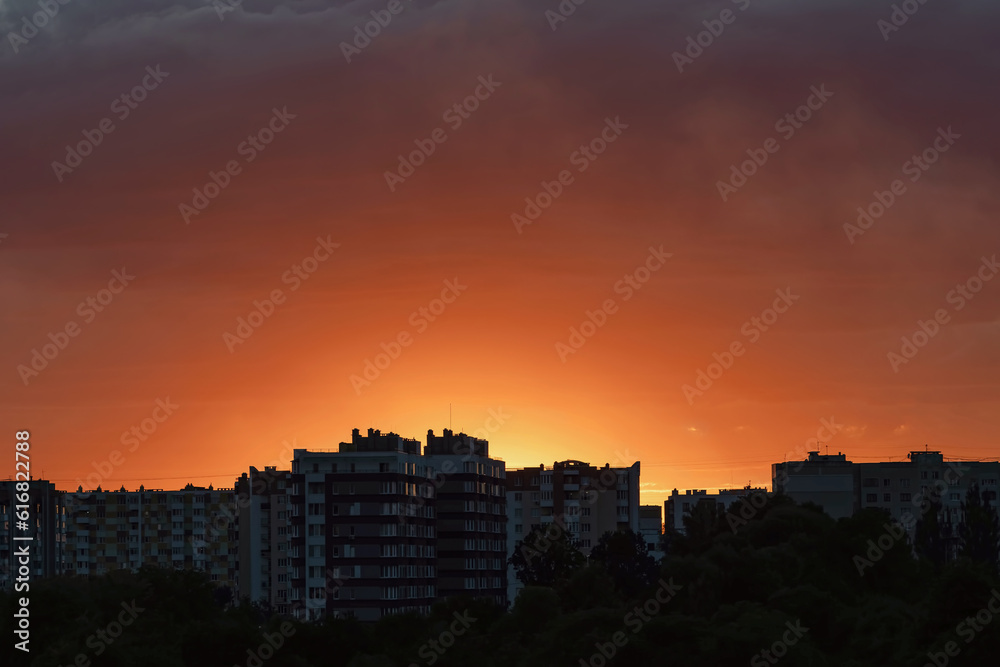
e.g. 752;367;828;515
901;479;910;489
883;494;891;502
866;494;877;503
900;493;912;502
863;478;879;487
883;479;891;487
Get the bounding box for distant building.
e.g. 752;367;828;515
638;505;663;560
664;487;769;534
62;484;237;586
773;449;1000;556
772;451;857;519
506;460;640;603
0;480;65;590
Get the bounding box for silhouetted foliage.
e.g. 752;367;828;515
508;524;585;587
589;528;658;596
959;484;1000;573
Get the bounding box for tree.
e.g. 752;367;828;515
508;523;585;586
589;528;658;595
958;484;1000;572
681;497;727;554
915;498;948;568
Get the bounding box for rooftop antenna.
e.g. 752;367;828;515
450;403;452;430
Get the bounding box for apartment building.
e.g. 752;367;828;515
424;429;506;606
288;430;437;621
506;459;640;602
0;480;65;590
235;466;291;611
773;449;1000;554
638;504;663;560
285;428;508;621
62;484;237;586
664;487;770;534
771;451;857;519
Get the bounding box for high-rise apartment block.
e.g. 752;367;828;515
423;429;507;606
285;428;506;621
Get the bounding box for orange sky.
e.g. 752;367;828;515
2;0;999;512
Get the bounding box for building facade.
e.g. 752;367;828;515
773;449;1000;556
664;487;770;534
0;480;65;590
638;504;663;560
424;429;507;607
506;459;640;602
236;466;291;611
62;484;237;586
